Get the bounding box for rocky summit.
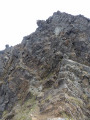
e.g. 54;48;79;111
0;11;90;120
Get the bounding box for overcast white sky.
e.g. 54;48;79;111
0;0;90;50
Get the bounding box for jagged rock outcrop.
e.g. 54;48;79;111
0;11;90;120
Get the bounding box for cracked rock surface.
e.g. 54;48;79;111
0;11;90;120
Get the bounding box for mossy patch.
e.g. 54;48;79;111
68;96;83;107
12;94;38;120
41;94;52;105
2;110;9;118
61;112;74;120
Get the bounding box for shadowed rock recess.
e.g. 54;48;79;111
0;11;90;120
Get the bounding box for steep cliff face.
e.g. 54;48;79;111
0;11;90;120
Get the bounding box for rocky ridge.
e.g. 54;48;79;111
0;11;90;120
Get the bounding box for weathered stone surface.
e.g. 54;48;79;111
0;11;90;120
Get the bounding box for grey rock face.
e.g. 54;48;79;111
0;60;3;75
0;11;90;120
